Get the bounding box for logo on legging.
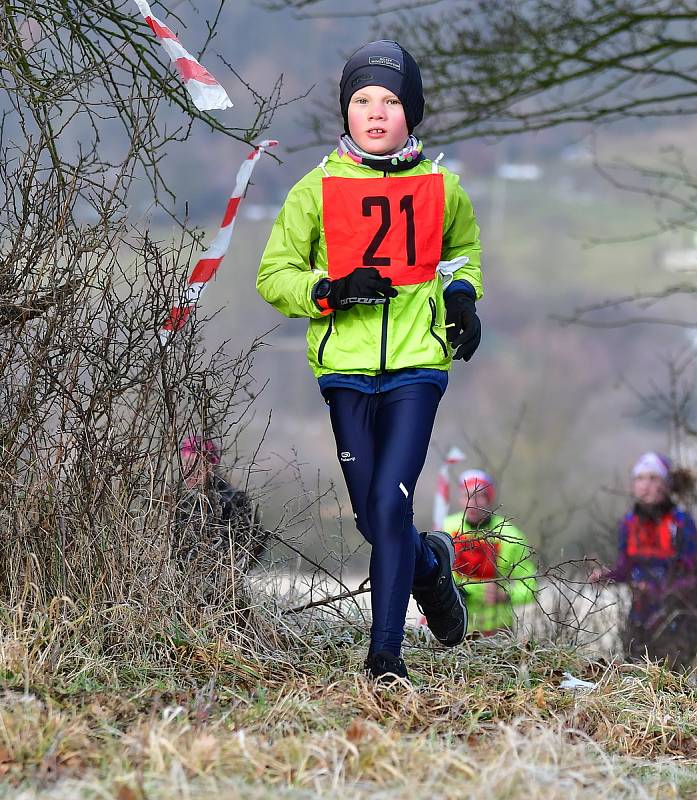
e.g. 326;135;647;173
340;451;356;462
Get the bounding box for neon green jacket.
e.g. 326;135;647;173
256;149;482;377
443;512;537;633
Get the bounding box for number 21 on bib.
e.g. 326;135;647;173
322;173;445;286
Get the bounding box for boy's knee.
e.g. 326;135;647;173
366;485;411;535
354;511;374;544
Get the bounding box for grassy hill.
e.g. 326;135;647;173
2;593;697;799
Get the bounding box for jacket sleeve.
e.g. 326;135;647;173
498;525;537;606
605;518;630;582
676;511;697;573
256;175;327;319
441;172;483;301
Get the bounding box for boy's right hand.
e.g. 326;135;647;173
327;267;397;310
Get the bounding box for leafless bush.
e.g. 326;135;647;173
0;1;291;659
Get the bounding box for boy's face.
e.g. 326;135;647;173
347;85;409;155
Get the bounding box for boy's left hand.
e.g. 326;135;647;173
445;293;481;361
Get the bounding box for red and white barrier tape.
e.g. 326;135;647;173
432;446;466;530
133;0;233;112
159;139;278;343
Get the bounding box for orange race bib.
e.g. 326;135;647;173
452;534;500;580
322;173;445;286
626;515;677;559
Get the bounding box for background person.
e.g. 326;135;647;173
174;435;265;594
590;452;697;670
442;469;537;636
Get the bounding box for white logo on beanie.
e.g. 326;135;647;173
368;56;401;71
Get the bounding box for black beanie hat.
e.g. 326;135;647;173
339;40;424;134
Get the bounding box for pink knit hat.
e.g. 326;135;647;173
179;435;221;465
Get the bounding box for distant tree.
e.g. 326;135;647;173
269;0;697;140
270;0;697;280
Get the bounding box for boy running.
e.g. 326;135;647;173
257;40;482;682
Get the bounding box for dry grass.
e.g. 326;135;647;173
1;590;697;800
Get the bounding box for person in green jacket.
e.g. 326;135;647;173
257;40;483;683
443;470;537;634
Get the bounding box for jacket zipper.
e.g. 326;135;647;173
429;297;448;358
379;168;389;371
379;301;389;371
317;313;334;365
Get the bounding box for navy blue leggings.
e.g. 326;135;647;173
326;383;441;656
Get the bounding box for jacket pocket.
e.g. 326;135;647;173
428;297;448;358
317;313;334;365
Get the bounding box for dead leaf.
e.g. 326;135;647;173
346;717;371;744
116;786;140;800
534;686;547;709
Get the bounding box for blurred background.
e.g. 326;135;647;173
132;0;697;569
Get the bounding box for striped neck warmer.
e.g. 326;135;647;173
338;134;424;172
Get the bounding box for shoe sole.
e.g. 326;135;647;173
424;531;468;646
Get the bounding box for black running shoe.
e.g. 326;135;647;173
412;531;467;647
364;650;410;686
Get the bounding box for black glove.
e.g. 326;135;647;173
328;267;397;310
445;292;481;361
